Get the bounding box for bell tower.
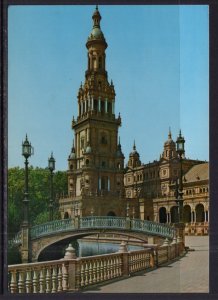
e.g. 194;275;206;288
60;6;125;218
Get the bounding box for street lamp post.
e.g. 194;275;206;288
176;130;185;223
48;152;55;221
175;130;186;248
21;134;34;263
22;134;34;226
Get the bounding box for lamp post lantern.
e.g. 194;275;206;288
176;130;185;223
48;152;55;221
22;134;34;225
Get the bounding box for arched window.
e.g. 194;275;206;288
196;204;205;222
101;100;105;113
108;102;112;114
86;159;89;165
101;135;107;144
64;212;69;219
159;207;167;223
94;99;98;111
183;205;191;223
107;211;116;216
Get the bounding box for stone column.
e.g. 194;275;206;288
84;99;87;113
194;210;196;222
98;98;101;112
112;101;115;114
108;176;110;191
105;99;108;113
204;211;207;222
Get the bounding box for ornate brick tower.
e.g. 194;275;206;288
59;6;125;218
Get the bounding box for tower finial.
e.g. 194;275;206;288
133;140;136;151
92;4;101;28
168;127;172;139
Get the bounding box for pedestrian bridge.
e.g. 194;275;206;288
10;216;176;261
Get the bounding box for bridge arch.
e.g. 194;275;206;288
11;217;176;262
32;230;150;262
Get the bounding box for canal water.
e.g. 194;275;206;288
78;240;144;257
38;239;144;262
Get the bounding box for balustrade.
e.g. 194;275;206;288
8;238;184;294
8;260;68;293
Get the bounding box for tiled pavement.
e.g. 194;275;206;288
83;236;209;293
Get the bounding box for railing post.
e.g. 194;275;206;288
75;216;80;229
163;238;170;261
118;241;129;277
63;244;78;291
125;217;131;230
149;249;155;268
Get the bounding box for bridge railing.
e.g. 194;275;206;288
80;216;126;229
8;231;22;247
8;216;176;246
131;219;175;239
8;238;185;293
31;219;74;239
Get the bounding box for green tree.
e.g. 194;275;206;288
8;167;67;239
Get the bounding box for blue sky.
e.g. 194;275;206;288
8;5;209;171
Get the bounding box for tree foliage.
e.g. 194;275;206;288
8;167;67;239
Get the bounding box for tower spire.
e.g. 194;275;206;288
133;140;136;151
92;5;102;28
168;127;172;139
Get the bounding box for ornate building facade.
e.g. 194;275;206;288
124;130;209;235
59;6;126;218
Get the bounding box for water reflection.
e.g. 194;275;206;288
78;240;144;257
38;239;144;261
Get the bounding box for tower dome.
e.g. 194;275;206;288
128;141;141;168
162;128;176;160
164;128;175;146
87;5;107;46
